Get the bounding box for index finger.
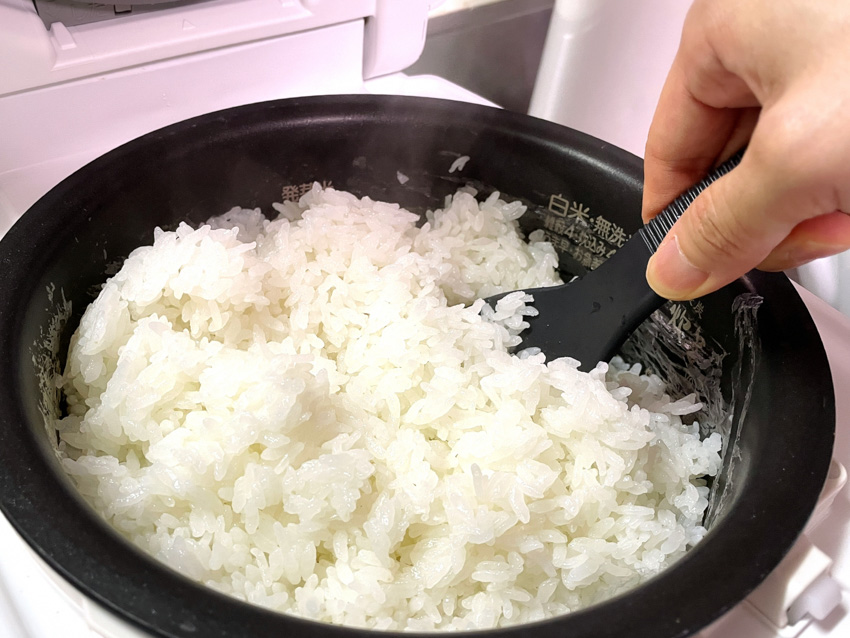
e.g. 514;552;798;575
642;66;749;221
642;9;759;221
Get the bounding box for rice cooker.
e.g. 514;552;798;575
0;94;835;638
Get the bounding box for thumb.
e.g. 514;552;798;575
645;154;796;301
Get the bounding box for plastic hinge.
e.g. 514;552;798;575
743;461;846;631
746;536;835;629
363;0;431;79
699;459;846;637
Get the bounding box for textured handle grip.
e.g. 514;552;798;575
640;149;745;253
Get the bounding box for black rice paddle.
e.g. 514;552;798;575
485;151;744;371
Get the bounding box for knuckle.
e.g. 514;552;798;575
687;188;748;261
751;109;816;180
750;107;850;215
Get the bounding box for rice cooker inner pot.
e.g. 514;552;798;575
0;95;835;638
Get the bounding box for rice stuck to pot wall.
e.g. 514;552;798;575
58;187;722;630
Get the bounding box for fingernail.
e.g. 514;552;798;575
646;235;710;300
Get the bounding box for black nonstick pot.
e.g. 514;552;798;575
0;95;835;638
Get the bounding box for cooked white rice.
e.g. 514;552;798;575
57;186;722;630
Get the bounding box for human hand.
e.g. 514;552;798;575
642;0;850;301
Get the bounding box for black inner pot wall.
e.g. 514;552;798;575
0;95;835;638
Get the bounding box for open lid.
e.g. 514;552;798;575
0;0;436;96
